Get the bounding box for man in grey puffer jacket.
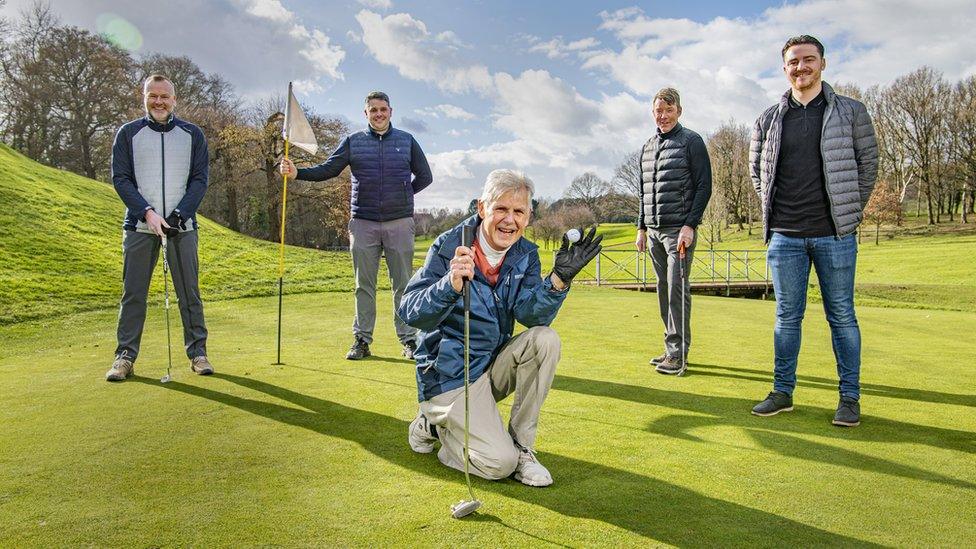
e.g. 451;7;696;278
749;35;878;427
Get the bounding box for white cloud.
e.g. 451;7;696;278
355;10;493;94
415;104;477;120
528;36;601;59
357;0;393;10
240;0;345;81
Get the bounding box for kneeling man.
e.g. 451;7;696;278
398;169;601;486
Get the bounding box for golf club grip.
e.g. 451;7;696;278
461;225;474;309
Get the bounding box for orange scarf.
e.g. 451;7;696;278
472;237;504;286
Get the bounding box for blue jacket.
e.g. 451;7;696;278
112;115;209;233
296;125;432;222
399;215;568;402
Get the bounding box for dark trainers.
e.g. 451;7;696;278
106;357;134;382
190;356;214;375
832;396;861;427
752;391;794;416
649;353;668;366
655;355;687;376
346;338;370;360
402;340;418;360
408;411;438;453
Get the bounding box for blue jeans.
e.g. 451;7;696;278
767;233;860;400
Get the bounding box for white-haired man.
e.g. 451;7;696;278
398;169;602;486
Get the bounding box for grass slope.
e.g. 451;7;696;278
0;144;360;325
1;288;974;546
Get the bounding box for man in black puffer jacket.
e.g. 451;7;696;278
635;87;712;376
281;91;433;361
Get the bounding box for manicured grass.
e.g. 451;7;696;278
1;288;973;546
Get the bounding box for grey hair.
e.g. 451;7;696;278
480;169;534;211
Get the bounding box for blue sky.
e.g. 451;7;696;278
4;0;976;208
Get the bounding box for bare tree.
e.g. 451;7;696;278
609;150;642;222
882;67;952;224
706;119;751;229
564;171;610;221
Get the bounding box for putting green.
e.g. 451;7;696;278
2;287;973;546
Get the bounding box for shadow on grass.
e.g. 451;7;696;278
554;375;976;490
690;363;976;408
132;374;878;547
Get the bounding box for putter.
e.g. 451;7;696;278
451;224;482;519
160;234;173;384
678;240;687;376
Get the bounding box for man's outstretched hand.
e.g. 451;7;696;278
551;227;603;288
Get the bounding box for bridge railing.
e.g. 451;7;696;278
572;248;771;289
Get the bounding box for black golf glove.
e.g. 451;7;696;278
552;227;603;285
164;211;186;237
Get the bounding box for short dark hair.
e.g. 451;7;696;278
782;35;824;59
365;91;390;106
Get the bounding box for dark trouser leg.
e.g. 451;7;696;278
167;230;208;359
115;231;160;362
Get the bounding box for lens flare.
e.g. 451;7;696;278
96;13;143;52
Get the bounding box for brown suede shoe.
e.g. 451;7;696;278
190;356;214;375
106;357;134;382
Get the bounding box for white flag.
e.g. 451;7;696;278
283;82;318;155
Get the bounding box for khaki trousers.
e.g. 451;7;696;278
419;326;561;480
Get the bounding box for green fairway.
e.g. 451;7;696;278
2;288;973;546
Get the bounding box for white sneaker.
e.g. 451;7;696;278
408;411;437;453
514;447;553;487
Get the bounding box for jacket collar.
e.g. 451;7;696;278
144;114;177;132
366;123;395;138
779;81;835;113
657;122;683;140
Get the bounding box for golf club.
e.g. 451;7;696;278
451;224;482;519
678;240;687;376
160;234;173;384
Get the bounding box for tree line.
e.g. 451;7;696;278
0;3;353;249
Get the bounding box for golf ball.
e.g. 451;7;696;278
566;229;582;243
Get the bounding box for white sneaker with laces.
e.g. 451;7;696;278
408;411;437;453
514;446;553;487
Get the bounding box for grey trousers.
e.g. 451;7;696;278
349;217;417;344
420;326;561;480
647;227;696;359
115;230;208;362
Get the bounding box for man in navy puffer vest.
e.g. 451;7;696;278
281;91;432;361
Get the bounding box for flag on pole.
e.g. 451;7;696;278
283;83;318;155
274;82;317;365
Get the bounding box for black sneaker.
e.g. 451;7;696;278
752;391;793;416
832;396;861;427
402;340;418;360
655;355;687;376
346;338;371;360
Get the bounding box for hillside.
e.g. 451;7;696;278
0;144;357;324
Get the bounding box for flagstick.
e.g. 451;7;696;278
274;138;290;365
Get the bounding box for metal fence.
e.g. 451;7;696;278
573;248;771;288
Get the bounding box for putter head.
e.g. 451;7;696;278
160;374;172;384
451;499;481;519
